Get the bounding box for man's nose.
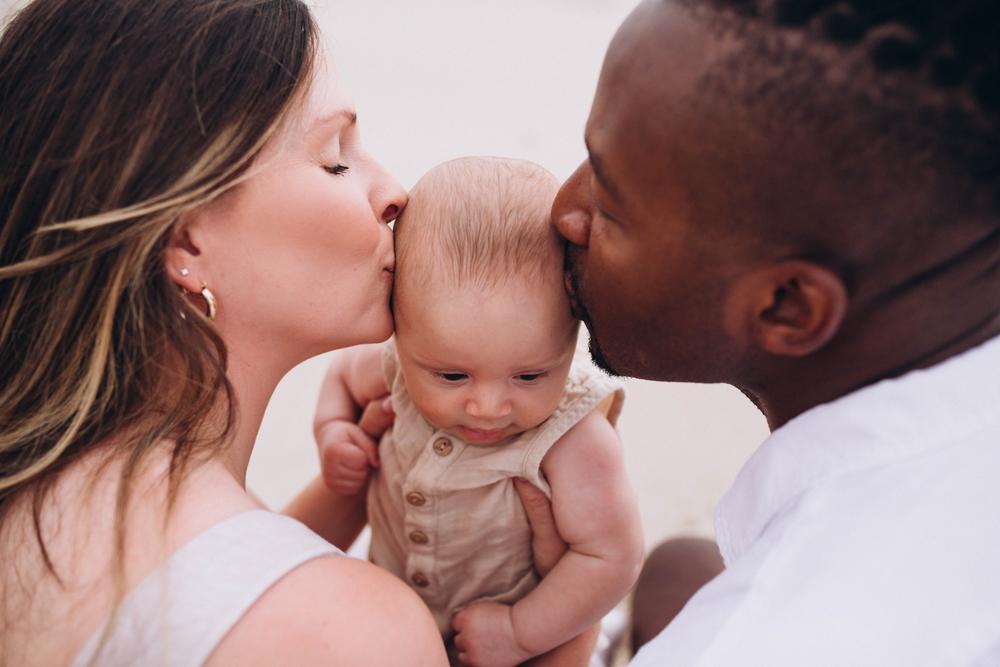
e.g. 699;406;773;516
552;162;592;248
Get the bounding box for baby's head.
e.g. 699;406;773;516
393;157;579;445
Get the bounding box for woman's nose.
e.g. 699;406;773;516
552;161;592;248
373;165;408;224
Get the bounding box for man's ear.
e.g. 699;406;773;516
724;260;848;357
164;214;209;293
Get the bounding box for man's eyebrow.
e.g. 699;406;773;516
586;142;623;203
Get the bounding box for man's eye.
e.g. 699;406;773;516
324;164;349;176
593;202;615;222
437;372;467;383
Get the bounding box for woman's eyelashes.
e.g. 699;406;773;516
323;163;349;176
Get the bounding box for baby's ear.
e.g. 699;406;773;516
723;261;848;357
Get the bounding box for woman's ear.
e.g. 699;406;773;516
164;214;208;293
724;261;848;357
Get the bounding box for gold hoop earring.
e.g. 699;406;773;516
200;283;218;321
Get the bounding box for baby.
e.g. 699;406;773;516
314;157;644;666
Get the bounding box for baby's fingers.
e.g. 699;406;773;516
452;631;471;666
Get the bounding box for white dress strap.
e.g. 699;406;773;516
71;510;340;667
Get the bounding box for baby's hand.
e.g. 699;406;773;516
452;602;532;667
316;420;379;495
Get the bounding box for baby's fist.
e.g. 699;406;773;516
316;420;379;495
452;602;531;667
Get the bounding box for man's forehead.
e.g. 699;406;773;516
602;0;714;102
586;0;721;171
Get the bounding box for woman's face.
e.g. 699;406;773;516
182;50;405;362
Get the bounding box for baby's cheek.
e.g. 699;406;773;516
524;386;565;427
409;387;454;428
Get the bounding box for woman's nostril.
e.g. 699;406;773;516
383;204;400;223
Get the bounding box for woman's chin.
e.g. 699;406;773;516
338;311;393;348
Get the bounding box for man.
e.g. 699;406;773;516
550;0;1000;663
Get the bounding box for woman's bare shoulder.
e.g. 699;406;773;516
205;555;448;666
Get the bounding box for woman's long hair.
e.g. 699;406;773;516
0;0;316;572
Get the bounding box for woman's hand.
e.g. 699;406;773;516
357;395;395;441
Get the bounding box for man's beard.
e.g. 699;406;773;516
564;251;621;377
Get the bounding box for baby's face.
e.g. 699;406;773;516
395;274;578;445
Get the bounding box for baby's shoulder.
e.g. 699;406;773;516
542;409;622;476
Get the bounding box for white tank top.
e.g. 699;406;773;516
71;510;340;667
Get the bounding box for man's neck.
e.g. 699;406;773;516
752;312;1000;432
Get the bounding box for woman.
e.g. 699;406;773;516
0;1;602;664
0;0;446;664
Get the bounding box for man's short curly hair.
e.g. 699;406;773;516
685;0;1000;215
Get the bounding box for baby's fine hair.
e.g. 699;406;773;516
394;157;561;299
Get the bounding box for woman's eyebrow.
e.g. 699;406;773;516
312;109;357;133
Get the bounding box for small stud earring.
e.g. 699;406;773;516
180;267;190;277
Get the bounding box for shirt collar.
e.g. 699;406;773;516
716;334;1000;565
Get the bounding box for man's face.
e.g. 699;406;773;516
552;0;750;382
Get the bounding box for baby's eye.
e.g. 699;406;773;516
516;372;547;383
437;372;468;383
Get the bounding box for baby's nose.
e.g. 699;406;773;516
466;393;513;419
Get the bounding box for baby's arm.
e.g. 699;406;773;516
285;344;390;550
313;343;390;494
452;411;644;666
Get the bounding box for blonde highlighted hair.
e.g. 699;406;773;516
0;0;317;576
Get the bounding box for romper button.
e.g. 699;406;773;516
409;530;429;545
411;572;429;587
432;437;453;456
406;491;426;506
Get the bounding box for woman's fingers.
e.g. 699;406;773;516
347;424;380;468
357;395;395;441
514;478;567;577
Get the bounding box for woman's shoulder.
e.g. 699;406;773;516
206;554;447;666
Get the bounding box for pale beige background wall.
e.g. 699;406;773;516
0;0;770;549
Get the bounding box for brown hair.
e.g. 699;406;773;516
0;0;317;577
394;156;562;306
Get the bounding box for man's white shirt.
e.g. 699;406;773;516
632;335;1000;666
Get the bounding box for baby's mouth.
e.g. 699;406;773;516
461;426;508;442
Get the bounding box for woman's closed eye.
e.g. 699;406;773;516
323;163;349;176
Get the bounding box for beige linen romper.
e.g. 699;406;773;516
367;339;625;644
